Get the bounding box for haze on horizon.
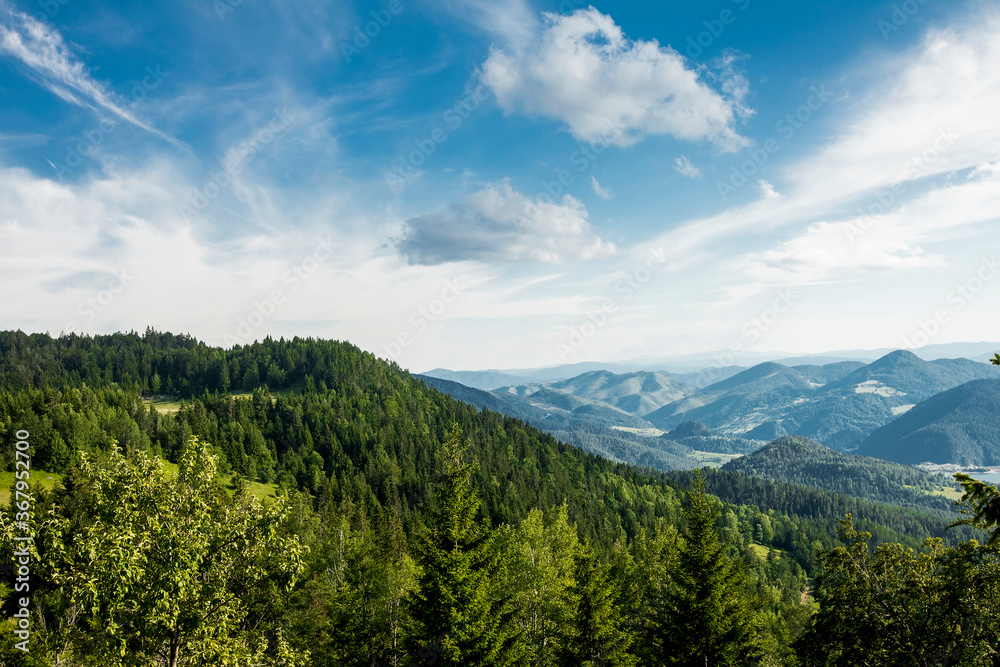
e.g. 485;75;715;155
1;0;998;371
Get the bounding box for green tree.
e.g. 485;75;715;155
2;437;309;666
951;473;1000;545
559;542;637;667
407;425;525;666
653;470;765;665
798;513;1000;666
507;505;580;666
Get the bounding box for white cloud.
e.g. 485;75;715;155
439;0;538;48
673;156;701;179
481;8;750;150
0;9;184;149
396;181;616;264
758;179;781;200
590;176;613;200
786;10;1000;208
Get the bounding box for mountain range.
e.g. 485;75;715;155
423;349;1000;466
421;342;1000;389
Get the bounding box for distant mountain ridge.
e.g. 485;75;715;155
423;349;1000;466
855;378;1000;466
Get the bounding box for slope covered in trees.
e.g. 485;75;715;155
856;378;1000;465
722;435;959;514
0;330;995;664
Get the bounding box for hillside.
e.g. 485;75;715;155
0;330;989;665
721;435;959;514
641;351;1000;451
418;374;696;470
855;378;1000;465
644;362;816;431
543;370;694;417
662;421;762;455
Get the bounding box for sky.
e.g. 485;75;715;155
1;0;999;372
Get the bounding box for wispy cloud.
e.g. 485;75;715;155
0;7;185;149
590;176;613;200
673;156;701;179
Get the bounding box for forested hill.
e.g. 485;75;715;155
0;329;965;550
721;435;959;515
1;329;689;547
855;378;1000;465
1;330;994;664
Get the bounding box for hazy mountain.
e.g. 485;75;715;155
418;342;999;390
721;436;958;515
508;370;695;418
644;362;815;432
642;351;1000;451
767;351;1000;449
418;369;533;390
790;361;867;385
415;374;532;415
417;374;696;471
492;386;652;429
855;378;1000;466
419;374;650;430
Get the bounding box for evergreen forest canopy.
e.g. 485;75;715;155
0;329;997;665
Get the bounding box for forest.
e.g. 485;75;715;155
0;330;998;665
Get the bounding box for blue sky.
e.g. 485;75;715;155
1;0;998;371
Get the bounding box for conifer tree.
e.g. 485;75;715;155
654;470;764;665
559;542;637;667
407;425;525;666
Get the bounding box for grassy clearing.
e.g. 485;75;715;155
748;542;777;560
1;461;279;507
144;382;303;416
0;469;63;506
158;459;279;501
688;450;742;468
144;396;186;414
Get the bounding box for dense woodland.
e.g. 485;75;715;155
0;330;998;665
721;436;958;515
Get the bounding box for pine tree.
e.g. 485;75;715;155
407;425;525;666
559;543;637;667
653;470;764;665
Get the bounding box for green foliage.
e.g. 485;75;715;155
798;515;1000;665
5;330;995;665
951;473;1000;545
0;437;308;666
408;425;525;666
651;471;765;665
558;543;637;667
722;435;959;515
